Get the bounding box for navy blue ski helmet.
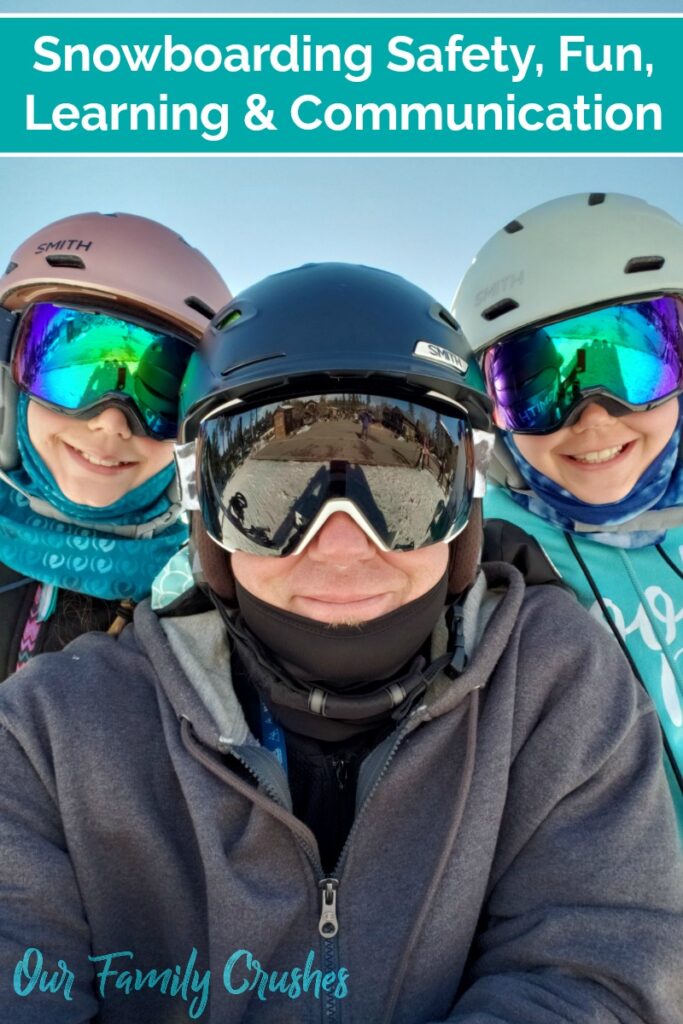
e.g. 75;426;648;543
180;262;492;440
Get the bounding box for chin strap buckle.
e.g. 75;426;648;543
445;604;467;679
107;598;136;637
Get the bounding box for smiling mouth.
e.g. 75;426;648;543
565;441;633;465
65;442;136;469
294;590;394;624
301;592;389;605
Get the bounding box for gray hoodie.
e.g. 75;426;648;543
0;562;681;1024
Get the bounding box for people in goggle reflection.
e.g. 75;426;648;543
202;394;468;555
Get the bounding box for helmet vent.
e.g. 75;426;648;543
45;254;85;269
624;255;665;274
4;261;17;274
215;309;242;331
481;298;519;321
220;352;285;378
503;220;524;234
588;193;606;206
185;295;215;319
436;306;460;332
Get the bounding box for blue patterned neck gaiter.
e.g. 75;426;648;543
502;399;683;549
0;395;187;600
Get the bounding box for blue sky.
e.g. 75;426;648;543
1;1;680;306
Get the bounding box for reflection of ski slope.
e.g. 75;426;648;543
42;357;139;407
219;459;447;552
252;419;419;468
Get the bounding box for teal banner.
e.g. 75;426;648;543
0;15;680;153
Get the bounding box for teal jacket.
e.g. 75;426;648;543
486;484;683;835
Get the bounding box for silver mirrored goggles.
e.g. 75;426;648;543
176;390;492;557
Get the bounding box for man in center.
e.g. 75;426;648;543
0;263;680;1023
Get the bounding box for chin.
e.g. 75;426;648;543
573;484;635;506
323;614;369;628
297;606;370;627
59;483;123;508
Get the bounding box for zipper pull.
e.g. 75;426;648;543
333;756;348;791
318;878;340;938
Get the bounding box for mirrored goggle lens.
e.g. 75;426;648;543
483;295;683;433
13;302;194;440
197;392;475;556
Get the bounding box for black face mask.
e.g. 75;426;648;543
235;573;448;687
217;574;450;742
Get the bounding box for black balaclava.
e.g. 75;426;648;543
217;573;450;741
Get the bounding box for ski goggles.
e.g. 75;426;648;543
11;301;195;440
176;390;487;556
482;295;683;434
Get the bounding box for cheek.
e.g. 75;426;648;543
385;542;449;594
231;550;285;600
633;399;680;450
136;439;175;475
26;402;70;458
510;432;559;473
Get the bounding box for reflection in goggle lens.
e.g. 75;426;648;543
13;302;194;440
484;296;683;433
198;392;475;555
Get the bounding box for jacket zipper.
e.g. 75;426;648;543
182;723;345;1023
318;878;340;938
222;744;344;948
322;916;342;1024
234;705;431;907
331;705;429;882
181;708;430;1024
318;709;429;1024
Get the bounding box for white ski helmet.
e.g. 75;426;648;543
452;191;683;355
451;191;683;520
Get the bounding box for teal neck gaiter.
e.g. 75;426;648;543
0;395;187;601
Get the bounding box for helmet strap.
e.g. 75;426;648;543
191;510;237;603
447;498;483;598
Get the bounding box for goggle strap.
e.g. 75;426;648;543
472;429;494;497
0;309;18;366
174;440;201;511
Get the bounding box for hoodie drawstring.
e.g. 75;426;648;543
381;686;481;1024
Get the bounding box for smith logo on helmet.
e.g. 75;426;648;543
474;271;524;308
413;341;468;375
34;239;93;255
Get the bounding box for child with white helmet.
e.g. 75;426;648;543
453;191;683;831
0;212;231;678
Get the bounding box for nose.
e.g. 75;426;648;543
306;511;377;564
570;401;618;432
86;404;134;439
